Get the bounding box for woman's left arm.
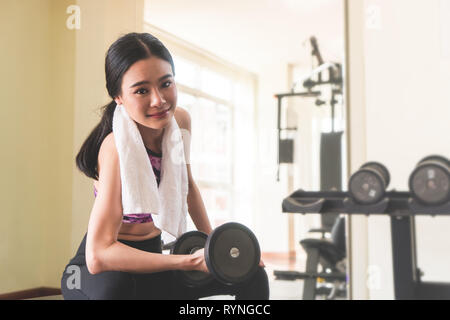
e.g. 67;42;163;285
175;107;213;235
176;108;264;267
186;165;213;234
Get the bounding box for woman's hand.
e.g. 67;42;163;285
259;258;266;268
188;248;209;273
188;248;265;273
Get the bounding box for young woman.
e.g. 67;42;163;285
60;32;269;300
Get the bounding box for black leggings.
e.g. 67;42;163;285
60;233;270;300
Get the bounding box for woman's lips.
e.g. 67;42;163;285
147;108;170;118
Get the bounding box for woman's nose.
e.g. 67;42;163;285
150;87;166;107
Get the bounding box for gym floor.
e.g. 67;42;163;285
263;254;306;300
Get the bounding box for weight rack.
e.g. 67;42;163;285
277;189;450;300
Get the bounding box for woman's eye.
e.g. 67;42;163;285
162;81;172;88
135;88;148;95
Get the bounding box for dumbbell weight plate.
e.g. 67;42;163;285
361;162;390;187
348;162;390;205
348;168;385;204
418;155;450;167
409;162;450;205
205;222;261;285
171;231;213;287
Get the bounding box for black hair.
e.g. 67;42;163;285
75;32;175;180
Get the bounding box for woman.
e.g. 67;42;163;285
60;32;269;300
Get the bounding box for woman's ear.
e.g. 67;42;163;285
114;97;122;105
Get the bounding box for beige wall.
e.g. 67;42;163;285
71;0;144;253
44;0;76;289
0;0;144;293
0;0;74;292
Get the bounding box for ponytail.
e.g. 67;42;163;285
75;100;116;180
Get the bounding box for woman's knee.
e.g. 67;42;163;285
236;267;270;300
61;265;89;300
254;267;270;294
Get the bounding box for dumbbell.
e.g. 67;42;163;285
409;155;450;206
348;162;390;205
170;222;261;287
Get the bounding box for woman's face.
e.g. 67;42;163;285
115;56;177;130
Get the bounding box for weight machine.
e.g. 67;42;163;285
275;189;450;300
275;36;344;234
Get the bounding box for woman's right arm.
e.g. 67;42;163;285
85;133;206;275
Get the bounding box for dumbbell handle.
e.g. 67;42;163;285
162;241;176;251
189;246;203;255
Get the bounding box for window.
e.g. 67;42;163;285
177;88;233;228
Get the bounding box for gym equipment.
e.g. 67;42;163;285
274;216;347;300
205;222;261;285
275;36;343;182
171;222;261;287
409;155;450;206
279;187;450;300
319;131;344;231
348;162;390;205
279;139;294;164
275;90;321;181
170;231;213;287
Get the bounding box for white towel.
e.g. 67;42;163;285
112;104;188;239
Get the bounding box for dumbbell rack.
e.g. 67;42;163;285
279;189;450;300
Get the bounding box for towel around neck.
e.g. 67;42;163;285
112;104;188;240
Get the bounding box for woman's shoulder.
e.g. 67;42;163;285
97;132;119;172
174;106;191;131
100;132;117;154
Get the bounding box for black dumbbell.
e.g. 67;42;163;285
409;155;450;206
170;231;213;287
171;222;261;287
348;162;390;205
